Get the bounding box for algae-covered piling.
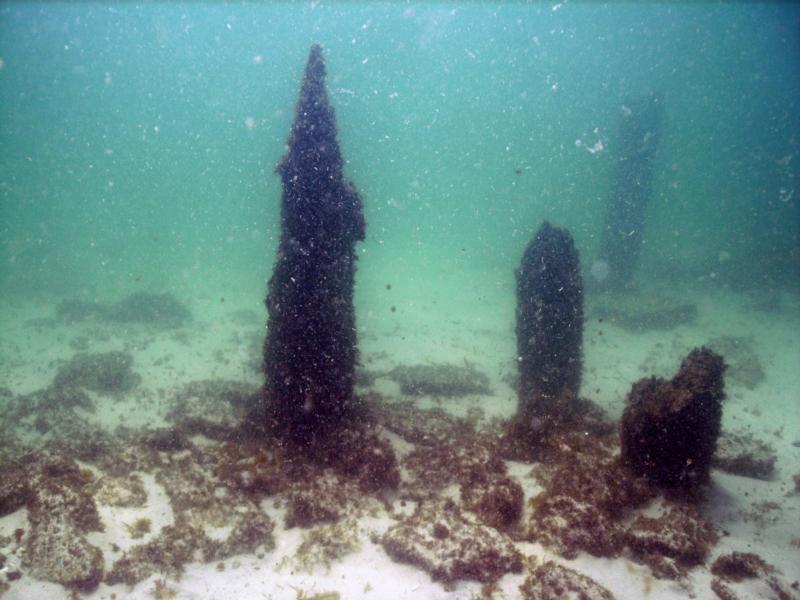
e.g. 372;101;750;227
263;44;366;445
515;222;584;424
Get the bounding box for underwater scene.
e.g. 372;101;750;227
1;2;799;599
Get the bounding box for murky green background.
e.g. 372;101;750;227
1;2;798;305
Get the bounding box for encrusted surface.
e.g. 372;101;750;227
520;561;616;600
91;474;147;507
379;498;523;584
624;505;718;579
516;222;583;420
285;470;360;529
709;551;798;600
460;474;524;531
0;374;766;595
530;494;622;559
523;432;652;560
166;379;259;439
20;460;105;591
620;347;726;491
106;523;208;586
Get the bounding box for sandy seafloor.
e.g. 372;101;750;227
1;260;799;600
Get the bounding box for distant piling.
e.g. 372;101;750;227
597;92;664;291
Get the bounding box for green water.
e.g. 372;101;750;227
1;4;800;599
1;2;797;303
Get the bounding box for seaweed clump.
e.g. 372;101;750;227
90;473;147;507
620;347;726;493
460;474;523;532
262;44;367;447
106;523;206;586
107;448;276;586
1;385;96;441
711;551;773;582
0;455;105;592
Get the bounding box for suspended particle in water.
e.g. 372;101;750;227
590;259;610;283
